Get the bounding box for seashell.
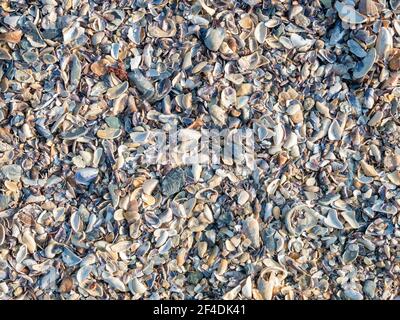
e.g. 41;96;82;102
387;171;400;186
0;30;22;43
237;190;250;206
63;23;85;44
1;164;22;181
161;168;185;197
238;52;260;71
283;132;297;149
290;34;313;48
176;248;186;267
178;129;201;141
335;2;367;24
222;285;241;300
217;259;228;275
360;160;378;177
59;277;74;293
368;110;383;127
124;196;139;222
148;19;176;38
242;277;252;299
344;289;364;300
142;179;159;195
273;124;285;145
341;211;360;229
363;280;376;299
62;248;82;267
104;10;125;31
376;27;393;59
221;87;236;108
130;131;150;145
279;36;293;49
192;164;202;182
328;119;343;141
103;275;127;292
323;210;344;229
359;0;379;16
69;54;81;91
255;22;268;44
364;88;375;109
128;277;147;295
284;204;321;236
203;28;225;51
0;224;5;246
243;216;260;248
371;202;397;215
60;127;88;140
91;59;108;76
390;0;400;10
197;241;208;258
195;188;218;203
342;244;359;264
198;0;216;15
128;69;154;99
97;127;122;140
353;48;376;79
106;81;128;100
0;48;12;60
257;269;278;300
347;39;367;58
22;50;38;64
75;168;99;185
70;211;81;233
159;238;172;254
389;51;400;71
209;105;227;126
16;245;27;264
21;230;36;253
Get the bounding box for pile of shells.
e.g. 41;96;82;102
0;0;399;300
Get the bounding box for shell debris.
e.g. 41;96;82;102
0;0;398;301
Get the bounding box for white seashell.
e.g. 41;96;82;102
21;230;36;253
70;211;81;233
360;160;379;177
376;27;393;59
323;210;344;229
257;270;277;300
273;124;285;146
387;171;400;186
178;129;202;141
0;224;4;246
223;285;241;300
128;277;147;295
204;28;225;51
242;276;253;299
255;22;268;44
243;216;260;248
237;190;250;206
16;245;27;264
290;34;313;48
192;164;202;182
283;132;297;149
341;211;360;229
103;275;127;292
328;119;343;141
77;265;93;284
335;1;367;24
221;87;236;108
353;48;376;79
142;179;159;195
210;105;227;126
155;230;169;248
